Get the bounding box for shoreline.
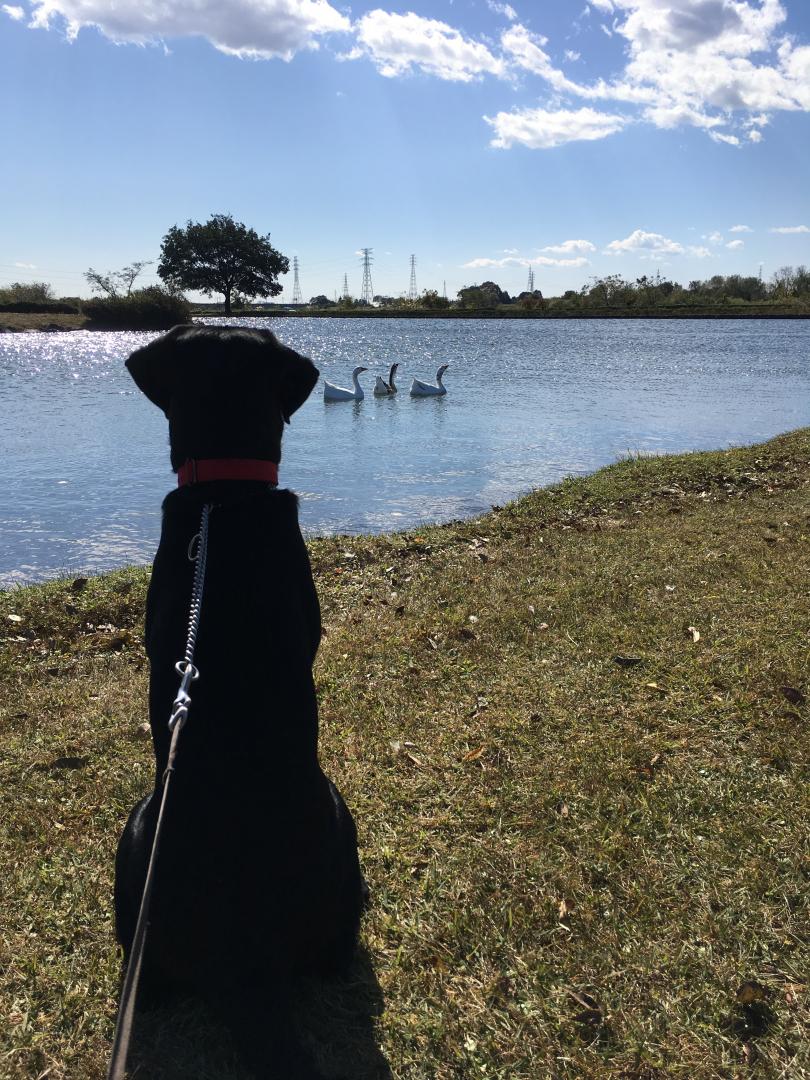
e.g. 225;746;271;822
2;307;809;332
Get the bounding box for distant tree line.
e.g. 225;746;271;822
310;268;808;313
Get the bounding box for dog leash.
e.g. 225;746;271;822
107;502;213;1080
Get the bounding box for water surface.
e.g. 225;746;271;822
1;318;808;586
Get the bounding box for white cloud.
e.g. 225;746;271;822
710;131;741;146
729;224;753;232
353;10;505;81
485;105;628;149
487;1;517;21
463;255;590;269
27;0;350;58
2;4;24;19
605;229;685;255
687;246;713;258
13;261;37;269
726;239;745;250
703;230;724;245
770;224;810;234
541;239;596;254
499;2;810;148
565;49;581;62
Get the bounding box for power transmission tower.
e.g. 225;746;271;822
442;280;447;300
408;255;418;301
292;256;302;304
341;274;350;300
527;266;535;293
359;248;374;304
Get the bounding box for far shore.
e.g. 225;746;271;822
2;306;810;333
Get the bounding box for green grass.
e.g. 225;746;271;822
1;430;809;1078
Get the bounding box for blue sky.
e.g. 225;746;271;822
2;0;809;301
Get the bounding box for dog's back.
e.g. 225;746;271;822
114;327;364;1079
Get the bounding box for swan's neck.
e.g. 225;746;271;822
389;365;397;389
352;371;362;390
436;368;445;386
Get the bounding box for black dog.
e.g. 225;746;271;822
114;325;365;1079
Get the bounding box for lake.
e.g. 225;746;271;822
1;317;809;587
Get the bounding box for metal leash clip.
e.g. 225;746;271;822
169;660;200;731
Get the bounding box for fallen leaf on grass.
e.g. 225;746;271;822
614;655;643;667
736;981;767;1005
6;614;22;624
645;682;668;695
462;745;486;762
564;988;604;1030
558;898;573;921
687;625;701;642
780;686;806;706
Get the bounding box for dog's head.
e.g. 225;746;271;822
125;325;318;471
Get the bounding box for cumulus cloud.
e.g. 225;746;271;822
729;224;753;232
489;1;810;149
770;224;810;233
487;1;517;20
353;10;505;81
687;246;713;258
485;105;628;149
726;239;745;249
463;254;590;268
541;239;597;254
26;0;350;58
605;229;685;255
2;4;24;19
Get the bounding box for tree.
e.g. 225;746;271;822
421;289;450;309
0;281;55;303
85;261;152;298
158;213;288;315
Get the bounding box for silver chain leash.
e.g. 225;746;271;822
107;501;213;1080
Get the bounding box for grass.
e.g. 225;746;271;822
0;313;87;332
1;430;809;1079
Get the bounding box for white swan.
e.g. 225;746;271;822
410;364;449;397
323;366;368;402
374;363;400;396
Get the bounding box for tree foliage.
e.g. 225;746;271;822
82;286;190;329
85;262;151;299
0;281;55;304
157;213;289;315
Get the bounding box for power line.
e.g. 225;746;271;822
359;248;374;304
408;254;418;301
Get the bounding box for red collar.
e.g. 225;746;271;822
177;458;279;487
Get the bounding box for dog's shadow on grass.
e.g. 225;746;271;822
127;946;391;1079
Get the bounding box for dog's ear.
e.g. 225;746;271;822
276;345;319;423
125;325;186;415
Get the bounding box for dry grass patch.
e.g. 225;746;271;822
1;429;809;1078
